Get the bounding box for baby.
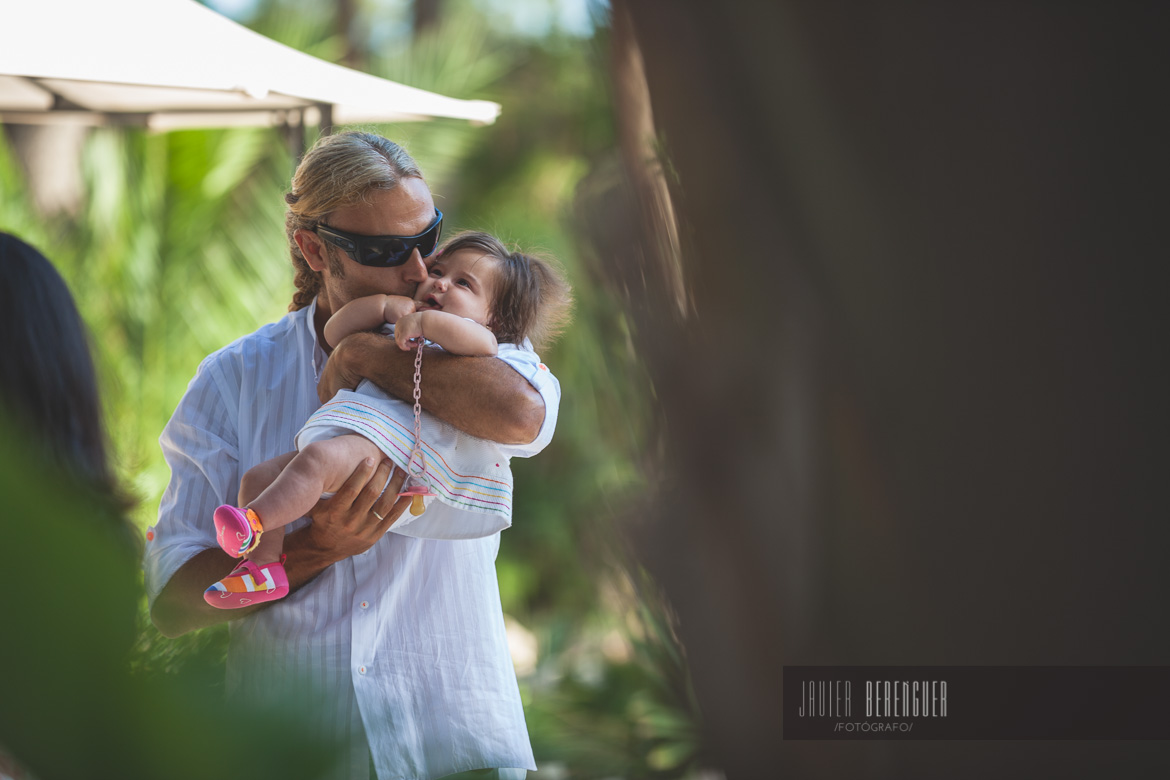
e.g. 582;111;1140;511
204;231;571;608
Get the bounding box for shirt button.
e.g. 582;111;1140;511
360;601;369;609
358;665;367;675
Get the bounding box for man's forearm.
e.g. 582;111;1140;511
149;526;343;638
327;332;545;444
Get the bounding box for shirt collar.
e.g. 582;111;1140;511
307;296;327;383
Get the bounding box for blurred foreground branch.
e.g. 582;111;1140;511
603;1;1170;777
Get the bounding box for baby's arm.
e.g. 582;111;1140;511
324;294;417;349
394;311;498;356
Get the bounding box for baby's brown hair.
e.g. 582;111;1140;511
435;231;573;351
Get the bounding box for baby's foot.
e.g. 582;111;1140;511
213;505;264;557
203;556;288;610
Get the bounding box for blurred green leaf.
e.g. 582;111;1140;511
0;416;338;780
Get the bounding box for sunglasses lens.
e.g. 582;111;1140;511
363;238;407;267
417;222;441;258
371;219;440;265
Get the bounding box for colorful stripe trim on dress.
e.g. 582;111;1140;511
302;398;513;517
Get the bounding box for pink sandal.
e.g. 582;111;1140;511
213;505;264;557
204;556;289;609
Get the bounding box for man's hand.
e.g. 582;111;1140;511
317;333;372;403
302;457;411;561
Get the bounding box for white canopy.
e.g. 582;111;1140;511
0;0;500;132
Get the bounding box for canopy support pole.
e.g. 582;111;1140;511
317;103;333;138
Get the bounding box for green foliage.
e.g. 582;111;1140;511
0;124;293;527
523;578;708;779
0;417;337;780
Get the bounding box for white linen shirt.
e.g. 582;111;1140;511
144;299;557;780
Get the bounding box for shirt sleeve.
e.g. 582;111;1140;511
493;341;561;459
142;354;241;607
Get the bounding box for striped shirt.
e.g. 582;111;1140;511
144;299;557;780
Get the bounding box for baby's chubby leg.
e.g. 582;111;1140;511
284;434;389;495
240;451;297;506
214;452;295;565
248;525;286;565
245;434;387;536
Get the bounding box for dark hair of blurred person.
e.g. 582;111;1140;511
0;232;142;780
0;232;133;520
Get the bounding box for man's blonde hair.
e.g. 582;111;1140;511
284;132;424;310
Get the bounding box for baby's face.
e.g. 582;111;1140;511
414;249;498;326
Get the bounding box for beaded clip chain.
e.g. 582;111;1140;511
397;340;438;516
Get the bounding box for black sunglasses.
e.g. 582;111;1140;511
316;210;443;268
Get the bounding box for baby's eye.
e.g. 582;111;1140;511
457;278;472;288
428;267;443;277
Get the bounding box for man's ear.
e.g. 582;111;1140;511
294;228;329;273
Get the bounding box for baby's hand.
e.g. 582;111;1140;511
394;311;426;350
382;295;417;325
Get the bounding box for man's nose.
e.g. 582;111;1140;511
400;249;427;284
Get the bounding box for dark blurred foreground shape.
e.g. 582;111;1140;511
0;233;337;780
601;2;1170;777
0;420;342;780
